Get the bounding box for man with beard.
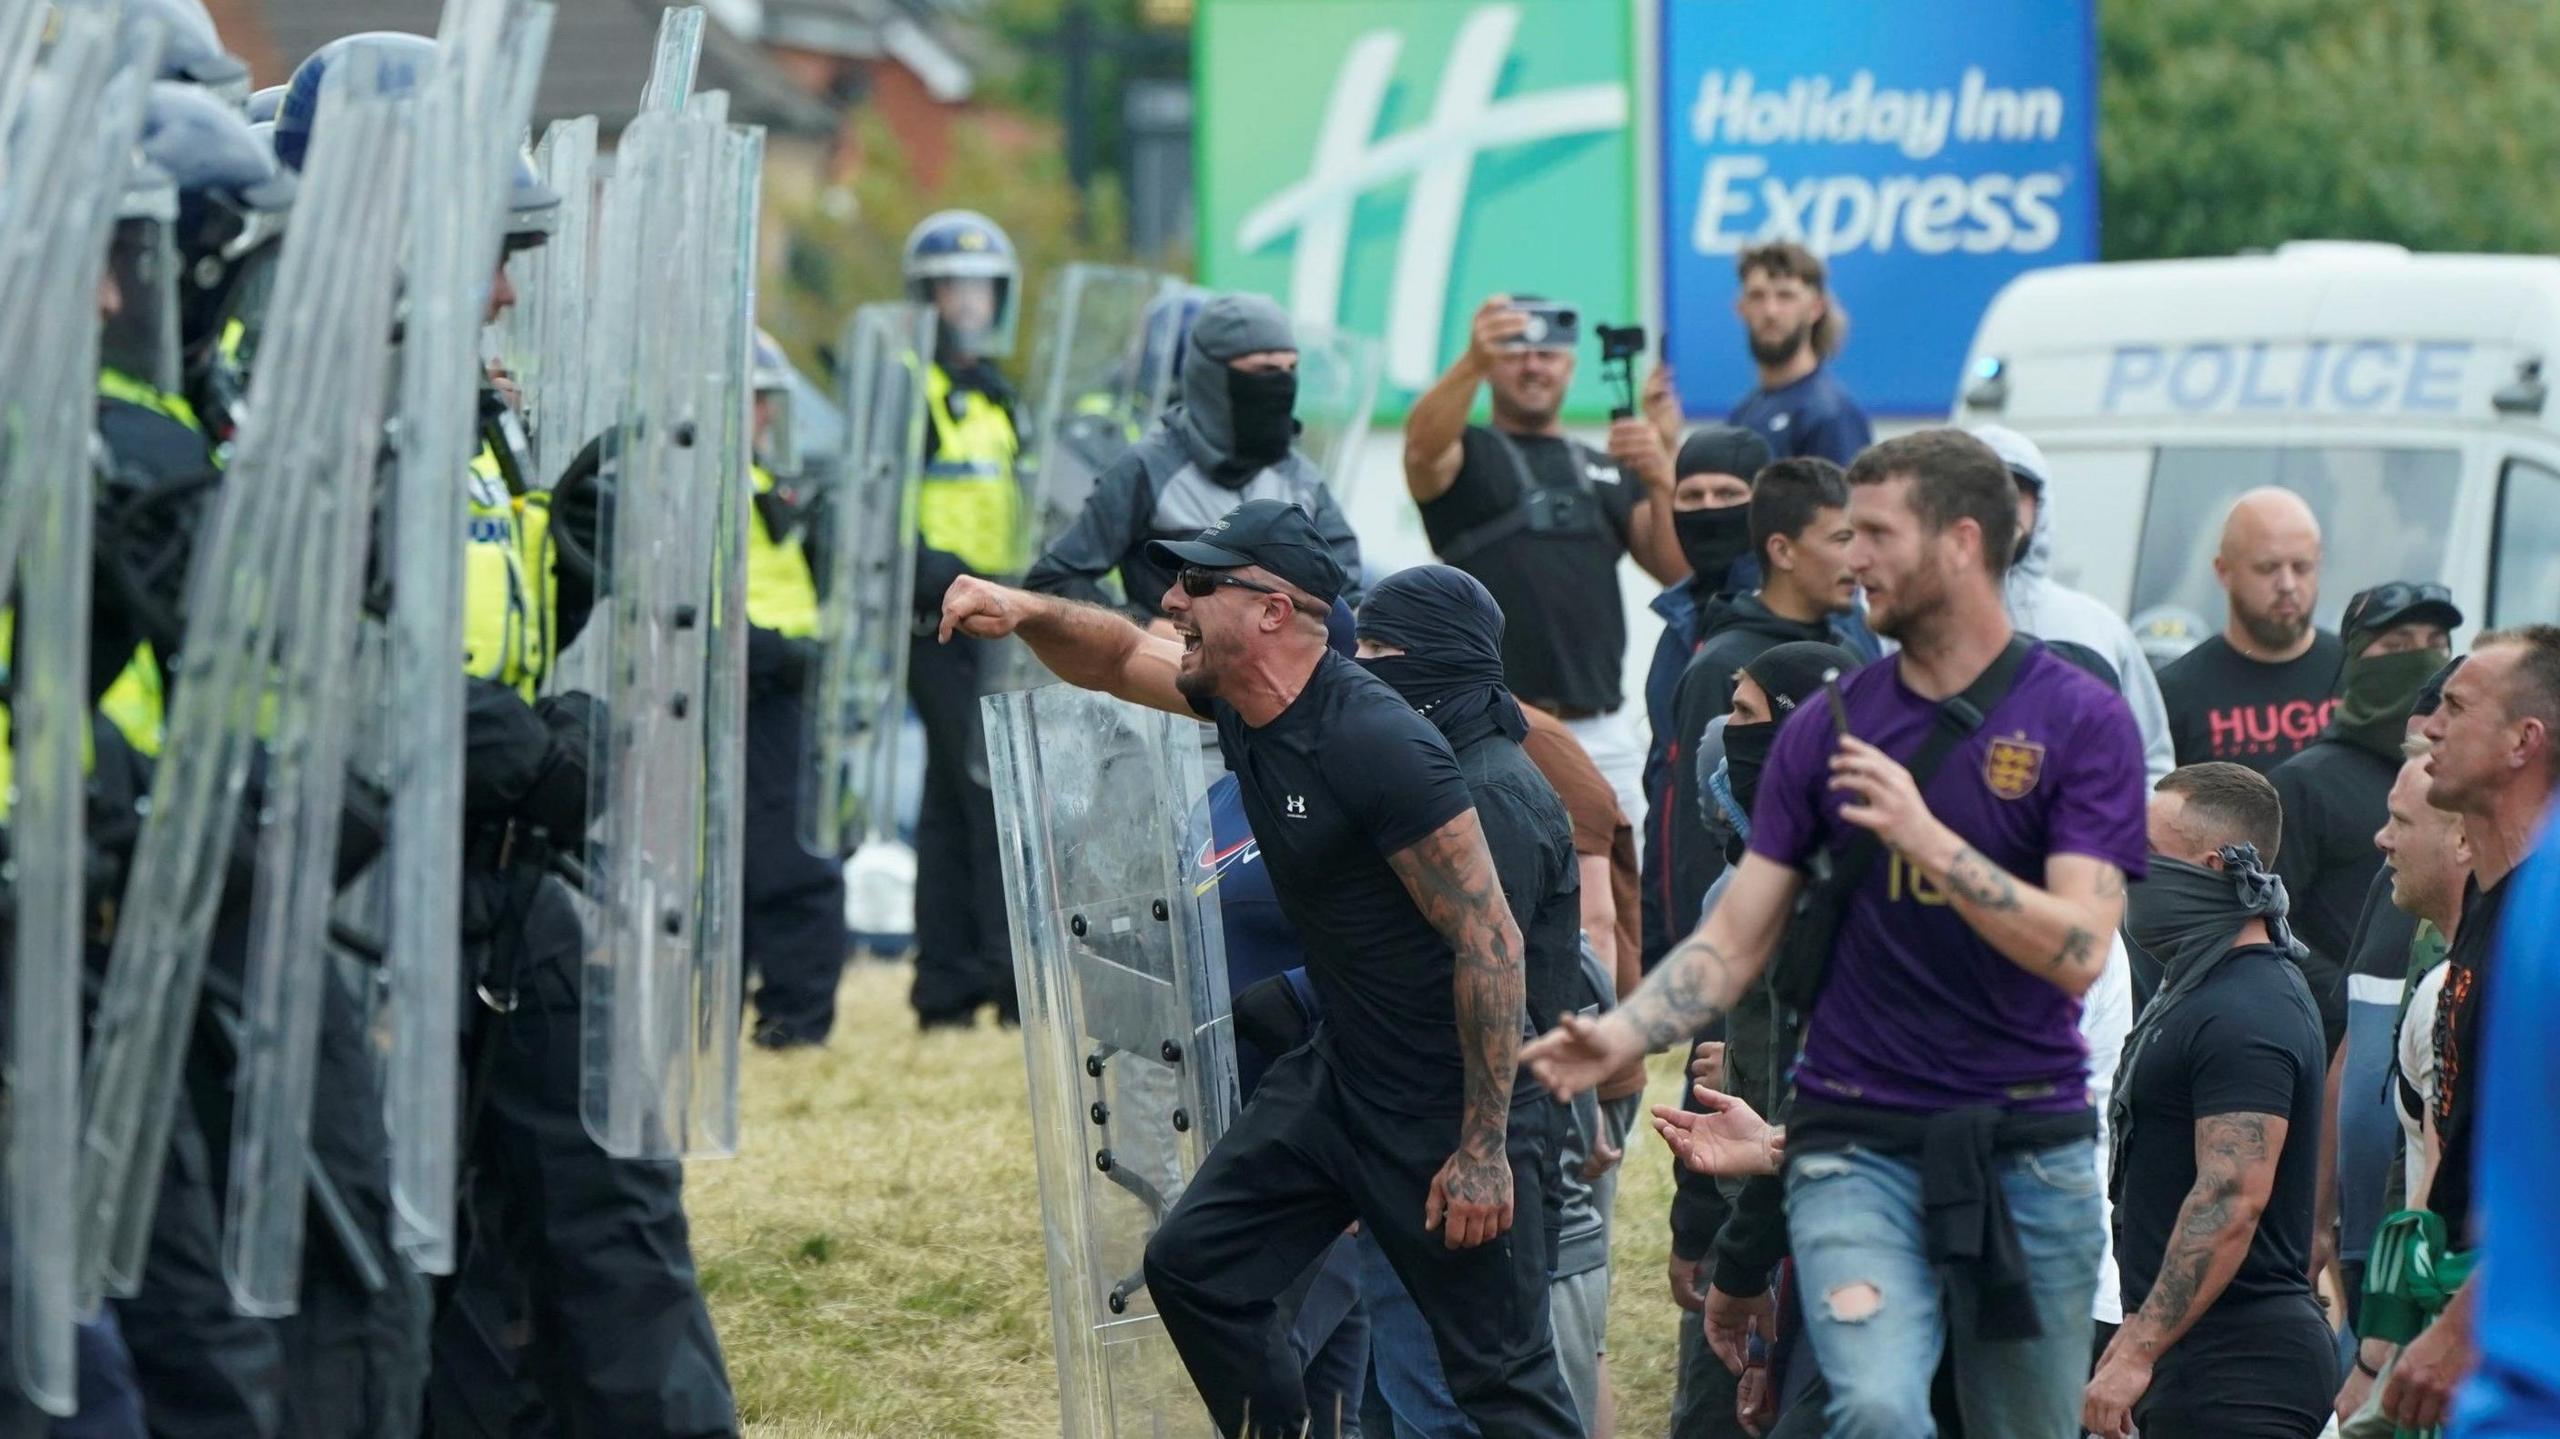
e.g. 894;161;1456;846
2268;583;2459;1052
1406;295;1688;830
1727;243;1871;467
1026;292;1366;622
941;501;1581;1437
2157;489;2343;773
1526;428;2147;1437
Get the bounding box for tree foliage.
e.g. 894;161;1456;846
2100;0;2560;258
760;111;1128;382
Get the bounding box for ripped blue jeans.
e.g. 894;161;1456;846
1783;1138;2102;1439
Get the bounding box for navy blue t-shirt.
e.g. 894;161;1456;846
1727;365;1872;467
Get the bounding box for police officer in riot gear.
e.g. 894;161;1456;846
901;209;1025;1029
741;333;851;1049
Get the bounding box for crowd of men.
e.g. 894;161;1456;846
934;234;2558;1439
9;1;2558;1434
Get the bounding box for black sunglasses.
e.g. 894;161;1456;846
1178;566;1301;611
2346;581;2453;627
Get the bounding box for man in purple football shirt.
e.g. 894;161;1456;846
1526;428;2149;1438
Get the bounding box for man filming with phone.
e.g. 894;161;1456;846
1406;293;1689;829
1525;429;2152;1437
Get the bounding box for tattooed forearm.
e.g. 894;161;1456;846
2124;1112;2281;1360
2051;925;2100;973
1942;846;2023;912
1388;812;1522;1158
1619;933;1735;1053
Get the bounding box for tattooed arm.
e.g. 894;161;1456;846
939;576;1188;716
1387;808;1524;1250
1521;852;1799;1101
2084;1110;2287;1435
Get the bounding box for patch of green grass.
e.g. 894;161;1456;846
691;963;1694;1436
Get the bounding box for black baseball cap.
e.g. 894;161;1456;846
2341;581;2463;653
1145;498;1348;606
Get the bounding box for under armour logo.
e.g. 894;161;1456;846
1235;3;1628;389
1285;794;1309;818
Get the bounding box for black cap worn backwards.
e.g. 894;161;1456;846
1144;498;1348;606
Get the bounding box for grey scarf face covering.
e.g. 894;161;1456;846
2107;844;2302;1199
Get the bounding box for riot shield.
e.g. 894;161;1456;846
987;685;1235;1439
1288;319;1383;503
350;0;556;1286
78;45;410;1309
3;8;154;1406
798;300;931;859
639;3;703;115
1017;264;1189;560
574;87;757;1160
500;114;596;487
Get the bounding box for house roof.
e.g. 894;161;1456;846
253;0;840;136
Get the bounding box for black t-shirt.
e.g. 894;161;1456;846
2118;944;2326;1315
2429;873;2514;1244
2268;736;2395;1051
1419;427;1638;713
1197;651;1485;1116
2156;632;2345;774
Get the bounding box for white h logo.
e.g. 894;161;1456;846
1234;3;1628;390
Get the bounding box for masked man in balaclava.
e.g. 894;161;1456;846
1025;292;1365;621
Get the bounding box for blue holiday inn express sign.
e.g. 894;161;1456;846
1658;0;2098;416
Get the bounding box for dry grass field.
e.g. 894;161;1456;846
689;961;1696;1437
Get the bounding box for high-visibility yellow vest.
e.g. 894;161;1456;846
462;447;555;700
917;362;1023;576
92;368;202;754
746;464;820;639
97;367;203;432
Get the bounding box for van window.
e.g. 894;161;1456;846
2128;447;2460;662
2492;458;2560;627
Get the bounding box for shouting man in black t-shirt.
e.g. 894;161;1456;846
1404;294;1688;832
941;499;1582;1438
2088;763;2334;1439
2157;488;2343;773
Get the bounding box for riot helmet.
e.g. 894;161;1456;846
901;209;1017;360
751;329;800;477
272;31;438;173
131;0;252;107
132;83;296;428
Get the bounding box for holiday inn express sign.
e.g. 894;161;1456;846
1195;0;1639;421
1194;0;2098;420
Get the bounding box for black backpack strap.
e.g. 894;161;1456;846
1823;635;2038;897
1431;429;1600;567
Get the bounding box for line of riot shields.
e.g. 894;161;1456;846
0;0;776;1420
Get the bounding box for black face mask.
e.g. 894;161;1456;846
1722;719;1779;819
1674;504;1753;586
1225;366;1297;471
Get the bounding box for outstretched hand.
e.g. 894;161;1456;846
1651;1083;1782;1178
1520;1011;1640;1103
939;574;1029;644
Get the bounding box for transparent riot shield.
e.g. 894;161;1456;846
3;10;151;1405
574;89;756;1160
1289;320;1384;503
798;301;931;859
987;685;1234;1439
1018;264;1188;559
639;3;703;115
350;0;556;1285
78;47;409;1308
502;114;596;487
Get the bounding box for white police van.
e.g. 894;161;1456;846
1954;242;2560;661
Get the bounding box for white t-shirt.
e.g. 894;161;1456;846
2395;962;2451;1203
2081;937;2134;1326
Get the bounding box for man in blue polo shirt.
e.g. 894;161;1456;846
1727;241;1872;467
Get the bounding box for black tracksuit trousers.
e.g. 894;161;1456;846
1142;1044;1580;1439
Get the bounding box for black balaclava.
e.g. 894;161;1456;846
1716;641;1858;842
1172;293;1300;486
1356;565;1526;750
1673;505;1754;586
